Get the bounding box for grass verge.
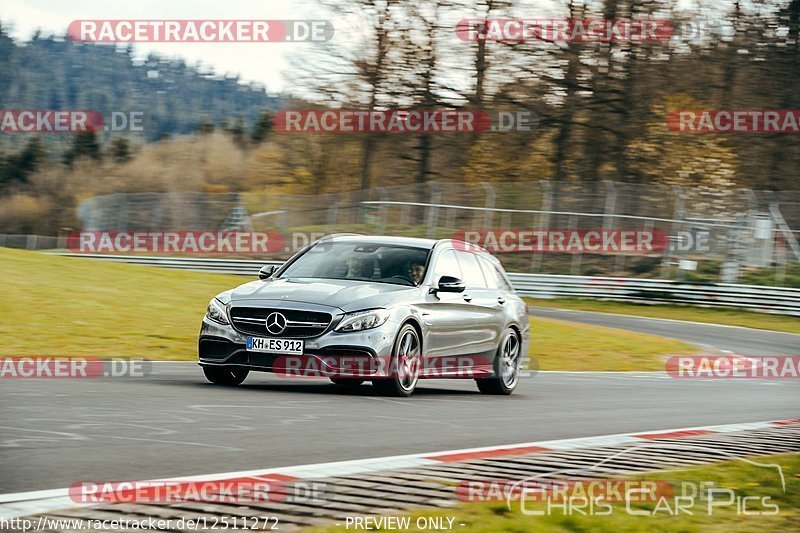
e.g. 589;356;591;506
530;316;695;371
310;452;800;532
0;247;243;360
528;298;800;335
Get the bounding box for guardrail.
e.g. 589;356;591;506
45;253;800;316
45;253;283;276
506;273;800;315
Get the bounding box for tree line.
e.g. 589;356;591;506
1;1;799;234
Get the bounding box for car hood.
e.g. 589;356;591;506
228;278;419;312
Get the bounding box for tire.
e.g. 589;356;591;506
330;378;365;387
372;324;421;397
476;329;521;395
203;365;249;386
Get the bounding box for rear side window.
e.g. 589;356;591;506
477;256;513;291
496;268;513;291
455;251;487;288
477;256;499;289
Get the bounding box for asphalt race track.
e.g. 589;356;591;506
530;307;800;356
1;310;798;495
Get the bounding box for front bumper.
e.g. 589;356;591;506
198;316;400;378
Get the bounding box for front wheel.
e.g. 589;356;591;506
476;330;521;395
203;365;249;386
372;324;421;397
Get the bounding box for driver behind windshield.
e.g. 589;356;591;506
409;261;425;285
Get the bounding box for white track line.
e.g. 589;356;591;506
532;307;800;334
1;418;797;520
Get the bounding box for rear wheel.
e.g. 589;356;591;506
476;330;521;395
203;365;249;386
372;324;421;397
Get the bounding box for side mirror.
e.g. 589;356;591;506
258;265;278;280
434;275;465;294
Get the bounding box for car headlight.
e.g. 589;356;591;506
335;309;390;332
205;298;230;325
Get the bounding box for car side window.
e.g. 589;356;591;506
477;256;499;289
432;249;462;281
495;268;513;291
455;251;488;289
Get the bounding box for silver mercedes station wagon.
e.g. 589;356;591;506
198;235;529;396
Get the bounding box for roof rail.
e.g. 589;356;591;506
317;233;364;242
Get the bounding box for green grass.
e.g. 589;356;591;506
0;248;697;367
740;263;800;288
530;316;696;371
310;453;800;532
528;298;800;335
0;247;243;359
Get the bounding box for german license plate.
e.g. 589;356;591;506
246;337;304;355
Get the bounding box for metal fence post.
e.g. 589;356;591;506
445;206;457;230
427;183;441;239
376;187;389;234
603;180;616;231
118;193;129;231
776;243;787;287
326;194;339;233
662;186;685;279
569;214;581;275
480;182;495;231
728;189;758;281
769;197;800;262
531;181;553;272
279;197;290;231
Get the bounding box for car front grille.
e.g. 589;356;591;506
229;307;333;338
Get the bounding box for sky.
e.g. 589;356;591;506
1;0;332;94
0;0;575;99
1;0;715;97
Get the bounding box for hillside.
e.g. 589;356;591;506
0;26;281;144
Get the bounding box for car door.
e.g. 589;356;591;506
418;249;481;372
453;250;505;361
477;253;516;326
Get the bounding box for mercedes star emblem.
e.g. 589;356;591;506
265;312;288;335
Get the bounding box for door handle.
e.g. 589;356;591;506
463;294;472;303
497;297;506;305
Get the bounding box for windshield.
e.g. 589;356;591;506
279;242;431;286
